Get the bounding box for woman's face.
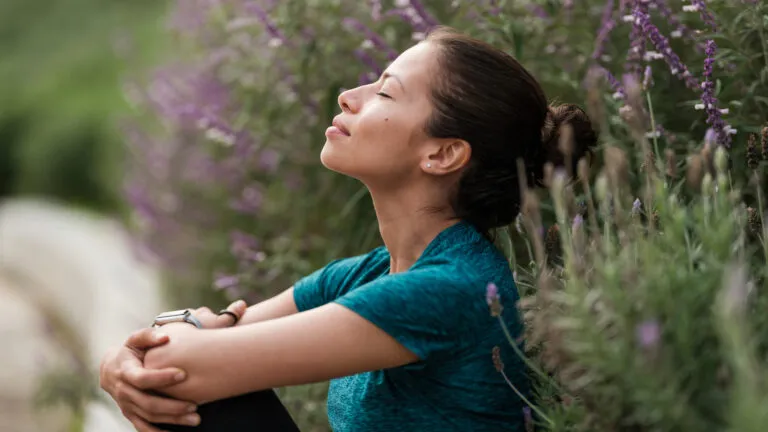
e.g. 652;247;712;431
320;41;440;188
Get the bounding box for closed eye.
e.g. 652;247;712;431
376;92;392;99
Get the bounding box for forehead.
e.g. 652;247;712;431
385;41;438;91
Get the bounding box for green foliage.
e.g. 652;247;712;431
0;0;169;213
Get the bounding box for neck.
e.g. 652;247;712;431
369;187;458;274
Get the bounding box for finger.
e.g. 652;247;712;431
215;299;247;327
123;364;187;390
126;328;170;351
229;299;247;317
194;306;212;315
131;403;201;427
120;382;197;416
128;415;167;432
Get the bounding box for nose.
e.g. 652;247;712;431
337;87;359;114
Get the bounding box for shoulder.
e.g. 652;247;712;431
293;246;389;311
416;237;514;290
328;245;389;277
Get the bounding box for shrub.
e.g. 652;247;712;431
126;0;768;429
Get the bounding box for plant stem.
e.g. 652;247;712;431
499;368;554;426
646;92;661;166
497;316;568;395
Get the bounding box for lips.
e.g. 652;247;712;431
332;117;351;136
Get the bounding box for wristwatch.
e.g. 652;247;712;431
152;309;203;329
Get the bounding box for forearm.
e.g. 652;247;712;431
236;287;298;326
142;303;415;405
143;324;283;404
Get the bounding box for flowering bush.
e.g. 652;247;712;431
125;0;768;429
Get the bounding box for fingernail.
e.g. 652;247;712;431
235;299;246;308
184;414;201;426
187;405;198;413
175;370;186;381
154;332;168;341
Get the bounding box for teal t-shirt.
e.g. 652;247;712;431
293;221;528;431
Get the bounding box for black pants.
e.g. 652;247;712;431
153;389;300;431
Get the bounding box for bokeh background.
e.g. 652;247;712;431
2;0;768;431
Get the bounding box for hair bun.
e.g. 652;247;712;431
537;103;598;180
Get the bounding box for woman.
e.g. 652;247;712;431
99;27;597;431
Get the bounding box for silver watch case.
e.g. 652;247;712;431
152;309;203;328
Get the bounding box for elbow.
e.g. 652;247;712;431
143;334;211;404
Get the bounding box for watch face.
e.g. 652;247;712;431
157;309;190;318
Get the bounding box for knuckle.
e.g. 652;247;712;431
127;329;145;342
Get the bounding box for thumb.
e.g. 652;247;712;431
125;328;169;351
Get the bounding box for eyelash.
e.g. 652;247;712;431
376;92;392;99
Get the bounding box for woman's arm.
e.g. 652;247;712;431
235;287;298;326
144;302;418;405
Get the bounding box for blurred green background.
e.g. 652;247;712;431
0;0;168;214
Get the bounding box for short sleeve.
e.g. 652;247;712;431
293;247;387;312
334;264;487;360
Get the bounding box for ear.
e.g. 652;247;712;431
422;139;471;175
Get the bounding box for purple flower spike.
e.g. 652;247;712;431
700;40;732;147
572;214;584;230
353;49;384;77
406;0;439;28
625;0;648;75
592;0;616;62
523;406;534;432
214;275;240;290
244;2;291;47
649;0;705;53
636;319;661;348
342;18;399;61
486;282;499;306
684;0;717;32
642;65;653;89
634;8;699;91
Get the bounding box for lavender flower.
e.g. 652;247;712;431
214;274;240;290
699;40;732;147
486;282;503;317
526;4;550;20
624;0;648;75
486;282;499;305
353;49;384;80
683;0;717;32
572;214;584;230
632;198;642;214
642;65;653;89
633;8;699;91
636;319;661;348
244;1;291;47
343;18;399;61
385;0;439;33
597;66;626;100
405;0;439;28
649;0;705;53
523;406;534;432
591;0;616;62
370;0;383;20
229;183;265;214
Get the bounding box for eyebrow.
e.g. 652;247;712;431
382;72;406;92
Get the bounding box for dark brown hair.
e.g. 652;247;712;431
424;27;597;235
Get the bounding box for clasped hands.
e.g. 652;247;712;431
98;300;247;432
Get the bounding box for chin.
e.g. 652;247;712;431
320;142;350;175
